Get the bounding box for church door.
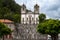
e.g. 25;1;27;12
29;14;32;24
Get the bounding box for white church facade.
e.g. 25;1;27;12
21;4;39;24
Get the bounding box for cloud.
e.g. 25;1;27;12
15;0;60;19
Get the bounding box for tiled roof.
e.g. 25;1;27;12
0;19;13;23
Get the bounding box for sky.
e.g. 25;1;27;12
15;0;60;19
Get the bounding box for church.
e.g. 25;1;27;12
17;4;48;40
21;4;39;24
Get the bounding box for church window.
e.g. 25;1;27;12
23;8;24;10
23;18;24;23
32;18;34;21
27;18;28;21
36;18;38;24
29;15;32;24
23;7;25;10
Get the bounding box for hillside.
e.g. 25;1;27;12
0;0;21;23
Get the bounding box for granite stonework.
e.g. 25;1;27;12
12;24;48;40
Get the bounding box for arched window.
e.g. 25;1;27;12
23;18;24;23
36;18;38;24
26;18;28;24
27;18;28;21
36;18;38;21
28;14;32;24
23;7;25;10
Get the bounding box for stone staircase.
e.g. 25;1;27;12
12;24;47;40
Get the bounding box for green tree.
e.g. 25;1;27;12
37;19;60;40
39;13;46;23
0;0;21;23
0;7;10;19
0;22;12;40
12;14;21;23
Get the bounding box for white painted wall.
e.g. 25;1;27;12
21;13;39;24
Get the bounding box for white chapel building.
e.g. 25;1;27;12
21;4;40;24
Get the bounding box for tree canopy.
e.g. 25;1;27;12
39;13;46;23
0;0;21;23
37;19;60;40
0;22;12;37
0;0;21;13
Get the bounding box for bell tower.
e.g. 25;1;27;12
34;4;39;14
21;4;26;14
